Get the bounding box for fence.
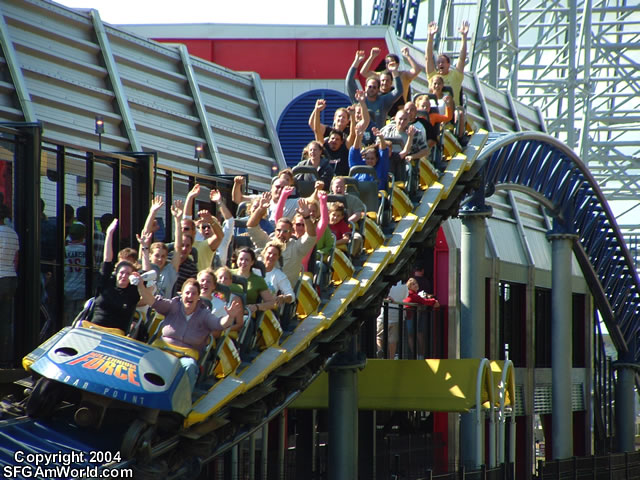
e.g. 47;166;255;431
537;451;640;480
378;300;444;360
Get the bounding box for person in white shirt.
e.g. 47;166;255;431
262;240;295;307
0;204;18;365
376;280;408;359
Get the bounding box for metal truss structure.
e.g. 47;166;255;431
434;0;640;268
370;0;422;42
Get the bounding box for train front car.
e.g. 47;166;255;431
22;326;192;457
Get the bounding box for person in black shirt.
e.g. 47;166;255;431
90;218;148;333
321;129;350;176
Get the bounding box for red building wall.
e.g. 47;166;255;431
156;37;389;79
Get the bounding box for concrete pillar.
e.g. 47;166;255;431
295;409;314;477
615;362;637;452
547;223;577;459
248;432;256;480
328;339;366;480
359;410;376;479
261;424;268;480
459;203;492;470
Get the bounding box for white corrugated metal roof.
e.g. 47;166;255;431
0;0;283;191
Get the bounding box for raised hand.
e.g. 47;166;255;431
315;99;326;111
401;47;410;58
314;180;325;192
297;198;311;218
171;200;184;218
407;125;417;137
226;298;243;318
198;209;213;223
428;21;439;37
187;184;200;198
459;20;470;37
150;195;164;212
354;50;366;63
106;218;118;236
282;185;295;197
210;189;222;204
259;191;272;209
354;89;366;103
233;176;245;186
370;47;380;57
136;230;152;248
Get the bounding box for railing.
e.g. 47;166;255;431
593;317;616;454
536;451;640;480
378;300;444;360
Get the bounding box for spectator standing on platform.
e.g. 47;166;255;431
64;223;87;326
0;204;19;365
76;205;104;267
376;280;408;360
404;277;440;358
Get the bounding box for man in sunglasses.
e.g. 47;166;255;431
184;184;225;271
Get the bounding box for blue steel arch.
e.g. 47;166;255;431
477;132;640;362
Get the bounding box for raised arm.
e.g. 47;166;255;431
456;21;470;73
136;230;153;272
297;198;316;238
103;218;118;263
142;195;164;236
381;62;404;110
275;186;294;222
246;192;271;228
211;190;235;266
316;190;329;239
210;189;232;221
430;96;455;125
401;47;421;80
169;200;184;271
374;126;389;151
346;50;366;102
232;176;251;205
359;47;381;78
198;210;223;252
426;21;438;75
309;99;326;142
136;278;156;307
398;125;416;160
183;184;200;219
347;89;368;149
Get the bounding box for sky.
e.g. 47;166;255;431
55;0;374;26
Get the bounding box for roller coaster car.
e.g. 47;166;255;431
21;325;193;458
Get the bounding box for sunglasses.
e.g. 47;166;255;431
200;224;212;230
276;228;291;234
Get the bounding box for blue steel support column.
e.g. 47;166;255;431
328;337;366;480
546;217;577;459
614;360;637;453
459;178;492;470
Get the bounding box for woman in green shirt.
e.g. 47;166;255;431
232;247;277;316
